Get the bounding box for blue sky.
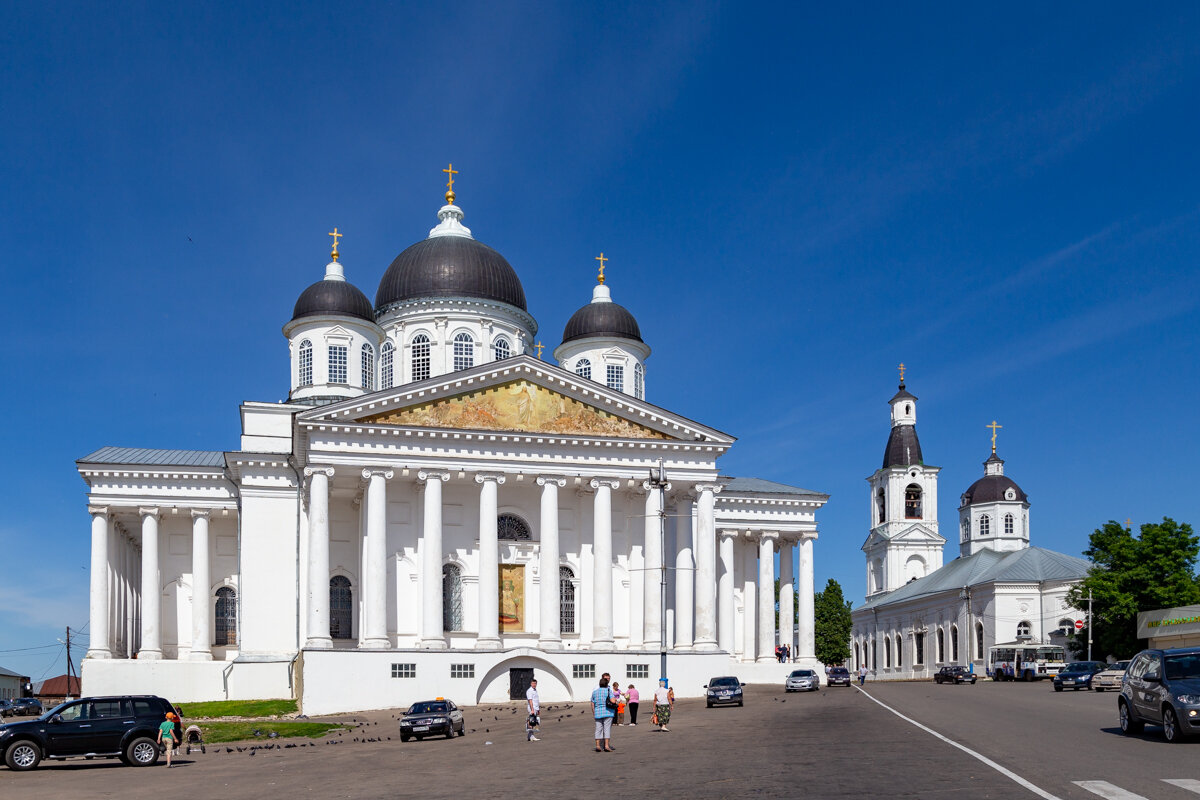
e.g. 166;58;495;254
2;3;1198;680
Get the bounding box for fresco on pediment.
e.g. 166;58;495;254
363;379;670;439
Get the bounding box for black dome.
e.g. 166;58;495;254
961;474;1028;505
375;236;526;312
883;425;923;468
292;278;374;323
562;301;643;344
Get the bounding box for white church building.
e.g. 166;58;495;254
79;178;828;714
850;378;1089;680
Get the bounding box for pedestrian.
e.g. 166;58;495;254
158;711;178;767
858;664;867;686
627;684;640;726
653;678;672;732
612;682;625;726
785;644;791;662
526;678;541;742
591;676;616;752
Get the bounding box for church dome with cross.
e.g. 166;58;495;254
958;423;1031;558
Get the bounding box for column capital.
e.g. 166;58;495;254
537;475;567;487
88;505;109;519
190;509;211;520
475;473;507;485
138;507;160;520
417;469;450;483
362;468;396;481
693;482;724;495
590;477;621;491
719;528;740;542
642;480;672;493
304;466;336;478
758;530;780;543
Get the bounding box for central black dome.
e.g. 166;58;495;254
562;301;643;344
375;236;527;312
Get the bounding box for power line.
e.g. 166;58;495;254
0;643;64;654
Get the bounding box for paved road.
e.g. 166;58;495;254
1;681;1195;799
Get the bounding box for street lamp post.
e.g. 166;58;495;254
648;458;670;683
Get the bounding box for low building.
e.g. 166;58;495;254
0;666;29;700
1138;605;1200;649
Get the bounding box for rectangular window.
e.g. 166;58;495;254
450;664;475;679
572;664;596;679
626;664;649;680
391;663;416;679
329;345;348;384
606;364;623;392
914;633;925;665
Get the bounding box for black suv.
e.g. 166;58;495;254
1;695;179;770
934;666;977;684
1119;647;1200;743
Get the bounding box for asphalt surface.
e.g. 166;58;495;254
1;681;1196;799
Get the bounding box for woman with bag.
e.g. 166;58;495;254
653;678;673;732
591;676;616;752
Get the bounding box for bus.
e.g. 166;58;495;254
987;643;1067;681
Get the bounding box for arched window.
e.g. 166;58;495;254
606;364;624;392
854;643;860;669
559;566;576;634
328;344;348;384
634;363;644;400
498;514;531;541
1004;513;1014;535
493;336;511;361
442;564;463;632
298;340;313;387
936;628;945;663
453;332;474;371
214;587;237;647
895;634;903;668
975;621;984;660
876;488;886;524
329;576;353;639
1056;617;1074;636
575;358;592;380
979;514;990;536
951;625;959;662
381;342;394;390
411;334;431;382
361;343;375;390
1016;620;1032;638
884;636;891;668
904;484;922;518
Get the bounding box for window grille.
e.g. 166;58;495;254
1016;620;1031;638
453;332;474;371
443;564;463;632
904;484;922;518
214;587;237;647
885;637;892;668
450;664;475;679
361;343;374;390
936;629;945;663
606;364;623;392
895;635;902;668
329;575;352;639
498;514;531;541
298;340;313;387
328;345;348;384
951;626;959;661
493;337;511;361
914;632;925;665
626;664;650;679
391;663;416;678
381;342;394;389
876;488;886;524
1004;513;1014;535
575;358;591;380
411;334;431;381
634;363;644;399
979;514;990;536
572;664;596;679
975;622;984;660
560;566;576;634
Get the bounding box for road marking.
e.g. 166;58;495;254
1164;780;1200;795
854;686;1062;800
1072;782;1150;799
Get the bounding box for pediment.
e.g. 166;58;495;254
892;524;946;545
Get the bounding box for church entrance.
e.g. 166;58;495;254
509;668;534;701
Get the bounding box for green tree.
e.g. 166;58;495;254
1067;517;1200;660
814;578;852;665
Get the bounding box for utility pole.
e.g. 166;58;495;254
648;458;670;684
65;626;77;700
1087;590;1094;662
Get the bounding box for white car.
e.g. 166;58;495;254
785;669;820;692
1092;661;1130;691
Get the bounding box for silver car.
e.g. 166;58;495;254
785;669;820;692
1092;661;1130;692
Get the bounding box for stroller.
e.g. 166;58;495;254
183;724;206;755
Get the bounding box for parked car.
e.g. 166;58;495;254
398;699;464;741
8;699;43;717
0;695;179;771
785;669;820;692
1092;661;1130;692
1119;647;1200;743
827;667;852;687
934;666;977;684
704;676;745;708
0;700;13;718
1052;661;1107;692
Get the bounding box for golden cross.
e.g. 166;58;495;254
987;420;1002;453
1126;518;1132;529
595;252;608;285
442;163;458;202
535;341;544;359
328;227;342;261
898;362;906;383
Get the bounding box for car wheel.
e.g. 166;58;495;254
1054;684;1063;692
457;725;465;737
400;735;410;742
4;741;41;771
738;700;744;707
1118;700;1144;734
706;702;713;708
1094;686;1103;692
125;737;159;767
445;727;454;740
1163;707;1182;743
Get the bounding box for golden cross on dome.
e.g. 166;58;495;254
535;341;545;359
595;252;608;285
898;362;906;384
987;420;1002;454
1126;518;1132;529
328;227;343;261
442;163;458;203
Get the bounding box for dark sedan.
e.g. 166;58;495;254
1053;661;1106;691
827;667;852;687
7;699;42;717
399;699;464;741
704;676;745;708
934;666;977;684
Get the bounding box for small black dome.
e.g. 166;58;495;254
562;301;643;344
375;236;526;312
883;425;923;468
292;278;374;323
961;474;1028;505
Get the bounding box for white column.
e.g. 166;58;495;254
797;535;816;661
189;510;213;660
757;532;778;663
132;542;142;655
538;476;566;648
590;478;619;647
419;470;450;648
138;508;162;660
641;481;668;650
742;533;756;662
304;468;334;649
693;484;720;650
107;520;119;657
778;538;795;661
86;507;112;659
674;496;695;649
476;473;505;650
718;529;736;653
362;468;394;649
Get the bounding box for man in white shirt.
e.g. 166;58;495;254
526;678;541;741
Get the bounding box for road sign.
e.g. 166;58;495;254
1075;619;1085;630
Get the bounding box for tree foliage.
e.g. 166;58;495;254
1067;517;1200;660
814;578;853;665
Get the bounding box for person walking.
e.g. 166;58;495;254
858;665;867;686
612;682;625;726
158;711;178;767
653;679;673;732
626;685;640;726
591;676;616;752
526;678;541;742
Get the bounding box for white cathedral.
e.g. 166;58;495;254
79;178;827;714
849;378;1089;680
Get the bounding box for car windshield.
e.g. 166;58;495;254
1106;661;1130;671
711;677;739;687
830;667;848;674
409;702;449;714
790;670;814;677
1163;654;1200;681
1063;663;1093;673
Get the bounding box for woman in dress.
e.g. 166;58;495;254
591;676;616;752
654;679;673;732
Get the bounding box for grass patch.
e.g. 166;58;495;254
177;699;298;719
198;721;348;744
